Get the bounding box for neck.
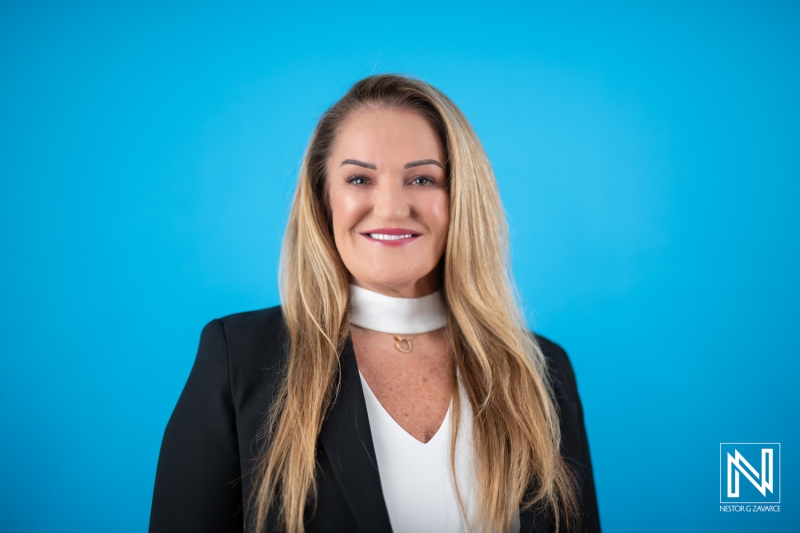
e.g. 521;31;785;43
348;284;447;335
350;267;441;298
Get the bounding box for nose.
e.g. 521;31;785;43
373;178;411;220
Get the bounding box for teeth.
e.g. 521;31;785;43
369;233;415;240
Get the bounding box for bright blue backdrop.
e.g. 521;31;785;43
1;2;798;531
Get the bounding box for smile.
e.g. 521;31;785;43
368;233;415;240
360;228;422;247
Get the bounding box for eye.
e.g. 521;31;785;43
347;175;369;185
412;176;434;186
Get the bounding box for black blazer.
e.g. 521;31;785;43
149;306;601;532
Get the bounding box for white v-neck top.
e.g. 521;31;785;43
359;371;521;533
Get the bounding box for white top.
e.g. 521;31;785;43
348;284;447;335
348;283;519;532
359;371;521;533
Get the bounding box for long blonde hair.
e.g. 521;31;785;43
250;74;579;533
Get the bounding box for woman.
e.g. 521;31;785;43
149;74;601;533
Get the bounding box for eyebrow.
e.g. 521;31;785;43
340;159;377;170
339;158;444;170
404;159;443;169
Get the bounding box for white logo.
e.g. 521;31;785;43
720;443;781;504
727;448;773;497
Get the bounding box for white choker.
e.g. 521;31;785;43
348;284;447;335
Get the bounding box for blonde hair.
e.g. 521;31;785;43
250;74;580;533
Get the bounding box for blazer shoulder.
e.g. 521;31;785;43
533;334;601;532
217;304;285;336
213;304;288;374
533;333;579;402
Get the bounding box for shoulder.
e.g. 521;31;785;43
206;304;289;379
534;334;600;529
215;304;286;345
191;305;290;418
533;333;579;403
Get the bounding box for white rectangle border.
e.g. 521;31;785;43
719;442;781;504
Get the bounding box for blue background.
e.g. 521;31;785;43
1;2;798;531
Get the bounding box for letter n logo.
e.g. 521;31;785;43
720;443;781;504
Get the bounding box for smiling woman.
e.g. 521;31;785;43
149;74;601;533
328;108;449;296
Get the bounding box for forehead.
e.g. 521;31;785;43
331;107;444;161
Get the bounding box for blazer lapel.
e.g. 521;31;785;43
318;335;554;533
319;335;393;532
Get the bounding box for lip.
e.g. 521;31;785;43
360;227;422;247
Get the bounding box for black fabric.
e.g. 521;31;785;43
149;305;601;532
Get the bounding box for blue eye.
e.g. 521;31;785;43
413;177;432;185
348;176;368;185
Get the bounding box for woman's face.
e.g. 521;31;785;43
326;107;449;298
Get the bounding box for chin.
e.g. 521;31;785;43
356;262;436;291
364;273;420;289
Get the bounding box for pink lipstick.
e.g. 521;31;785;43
360;227;422;247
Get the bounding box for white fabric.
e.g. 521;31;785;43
350;283;521;532
348;283;447;334
360;371;522;533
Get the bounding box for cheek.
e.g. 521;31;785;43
429;192;450;240
329;188;367;240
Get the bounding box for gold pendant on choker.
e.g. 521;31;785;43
393;335;414;353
